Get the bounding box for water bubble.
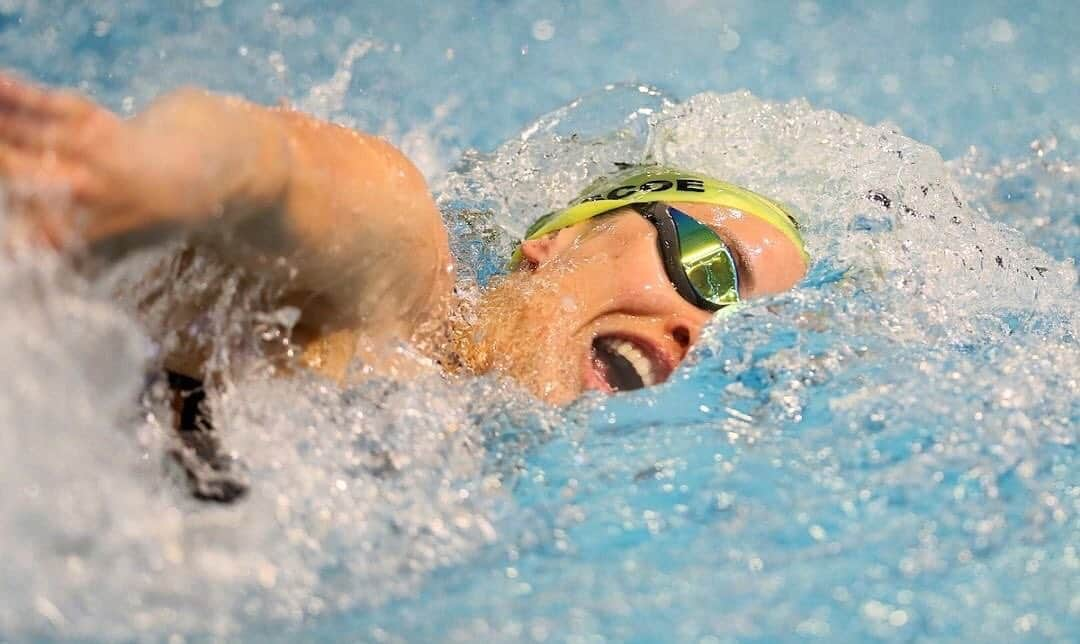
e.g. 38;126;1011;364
0;47;1076;638
268;51;286;74
888;610;909;627
815;69;837;91
988;18;1016;44
863;600;889;620
531;19;555;42
717;25;741;52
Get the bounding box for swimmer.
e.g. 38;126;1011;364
0;74;808;406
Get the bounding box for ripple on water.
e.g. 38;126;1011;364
0;81;1076;640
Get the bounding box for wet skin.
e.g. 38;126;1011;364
466;202;808;404
0;72;453;378
0;73;807;404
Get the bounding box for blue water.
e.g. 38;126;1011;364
0;1;1077;642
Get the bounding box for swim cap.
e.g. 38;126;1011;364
508;165;808;269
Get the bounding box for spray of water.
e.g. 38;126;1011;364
0;80;1075;639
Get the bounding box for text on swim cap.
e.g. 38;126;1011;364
575;177;705;204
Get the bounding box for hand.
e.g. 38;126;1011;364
0;72;215;248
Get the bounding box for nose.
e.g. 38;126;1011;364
665;308;712;356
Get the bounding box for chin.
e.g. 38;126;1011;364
471;289;590;405
509;361;583;405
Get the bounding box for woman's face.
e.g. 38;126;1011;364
468;202;808;404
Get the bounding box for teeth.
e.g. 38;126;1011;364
600;338;656;386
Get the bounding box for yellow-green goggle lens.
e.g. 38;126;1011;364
634;204;740;311
668;207;740;309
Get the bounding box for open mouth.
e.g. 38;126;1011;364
590;335;666;392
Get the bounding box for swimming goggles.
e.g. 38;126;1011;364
632;202;741;311
508;165;808;272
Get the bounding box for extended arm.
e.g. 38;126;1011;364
0;75;453;346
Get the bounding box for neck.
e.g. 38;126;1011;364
443;287;493;376
444;272;533;377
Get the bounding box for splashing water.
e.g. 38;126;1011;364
371;87;1080;642
0;76;1074;640
0;238;563;639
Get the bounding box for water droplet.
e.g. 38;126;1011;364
988;18;1016;44
880;74;901;94
531;19;555;41
717;25;741;52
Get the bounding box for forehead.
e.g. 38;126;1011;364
668;201;809;297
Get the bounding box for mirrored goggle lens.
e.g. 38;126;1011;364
668;208;741;308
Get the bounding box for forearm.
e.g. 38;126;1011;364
118;88;292;238
173;95;452;333
0;74;451;347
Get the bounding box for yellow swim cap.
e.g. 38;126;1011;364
508;165;807;269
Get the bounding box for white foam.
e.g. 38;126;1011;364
0;85;1075;639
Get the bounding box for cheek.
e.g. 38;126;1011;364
550;220;673;309
573;250;671;307
608;238;669;295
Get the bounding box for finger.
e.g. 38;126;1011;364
1;141;112;246
0;70;33;105
0;182;76;252
0;72;96;121
0;107;112;155
0;136;85;250
0;140;63;190
0;139;41;177
1;209;69;253
0;141;68;196
0;141;98;205
9;205;79;252
37;89;98;121
0;110;68;151
0;72;53;113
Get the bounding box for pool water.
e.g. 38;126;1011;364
0;1;1077;642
